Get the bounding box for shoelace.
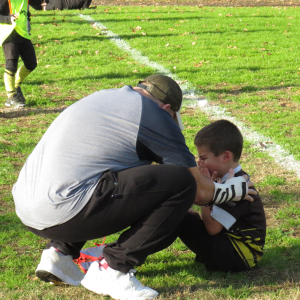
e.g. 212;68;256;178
73;240;106;273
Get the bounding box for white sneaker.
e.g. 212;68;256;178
35;247;84;286
81;261;159;300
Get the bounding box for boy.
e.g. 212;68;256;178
0;0;37;108
178;119;266;272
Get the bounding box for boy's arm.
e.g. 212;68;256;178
201;206;224;235
0;1;13;24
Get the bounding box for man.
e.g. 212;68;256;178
13;75;256;300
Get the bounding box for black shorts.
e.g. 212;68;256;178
3;33;37;72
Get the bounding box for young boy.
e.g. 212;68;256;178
178;119;266;272
0;0;37;108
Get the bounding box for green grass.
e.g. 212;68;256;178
1;4;300;299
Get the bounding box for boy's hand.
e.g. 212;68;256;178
226;169;257;202
11;14;18;24
198;160;218;182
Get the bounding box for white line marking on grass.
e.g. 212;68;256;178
200;100;300;178
79;14;192;92
79;14;300;178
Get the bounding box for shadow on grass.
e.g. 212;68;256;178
0;107;66;119
199;84;300;95
140;242;300;296
1;210;300;298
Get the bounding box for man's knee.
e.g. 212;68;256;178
172;165;196;192
164;165;197;206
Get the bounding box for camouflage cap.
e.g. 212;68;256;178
138;74;184;130
140;74;182;112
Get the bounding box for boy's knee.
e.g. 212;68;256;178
25;60;37;72
6;60;18;74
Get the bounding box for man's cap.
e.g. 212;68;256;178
138;74;184;130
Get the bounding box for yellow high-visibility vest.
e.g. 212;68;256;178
1;0;30;46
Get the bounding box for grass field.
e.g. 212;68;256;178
1;4;300;300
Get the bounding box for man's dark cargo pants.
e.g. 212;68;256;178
27;164;197;273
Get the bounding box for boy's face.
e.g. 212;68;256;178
196;145;225;178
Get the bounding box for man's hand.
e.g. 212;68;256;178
210;168;257;205
225;169;256;202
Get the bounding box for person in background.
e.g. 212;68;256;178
29;0;92;10
0;0;37;108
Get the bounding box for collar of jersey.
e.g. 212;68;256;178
221;164;242;183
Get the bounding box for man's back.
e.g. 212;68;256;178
13;85;195;230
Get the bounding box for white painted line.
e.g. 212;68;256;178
79;14;300;178
201;104;300;178
79;14;193;93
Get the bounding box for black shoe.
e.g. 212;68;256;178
5;93;25;108
16;86;26;103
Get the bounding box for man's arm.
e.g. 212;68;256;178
201;206;224;235
188;166;215;206
188;167;257;206
0;1;12;24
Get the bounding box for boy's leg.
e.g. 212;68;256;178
2;43;25;108
3;43;18;98
3;68;16;98
178;212;249;272
15;65;33;89
178;211;213;260
204;234;250;272
15;39;37;103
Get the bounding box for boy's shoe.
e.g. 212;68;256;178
35;247;84;286
81;260;159;300
5;93;25;108
16;86;26;103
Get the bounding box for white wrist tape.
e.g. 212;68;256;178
211;176;248;205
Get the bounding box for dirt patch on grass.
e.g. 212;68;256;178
0;196;14;214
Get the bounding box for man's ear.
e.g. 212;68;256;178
161;103;171;110
221;151;232;164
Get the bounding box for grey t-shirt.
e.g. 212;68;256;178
13;86;197;230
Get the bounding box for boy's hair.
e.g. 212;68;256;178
194;120;243;162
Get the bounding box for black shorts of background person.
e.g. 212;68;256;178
29;0;92;10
